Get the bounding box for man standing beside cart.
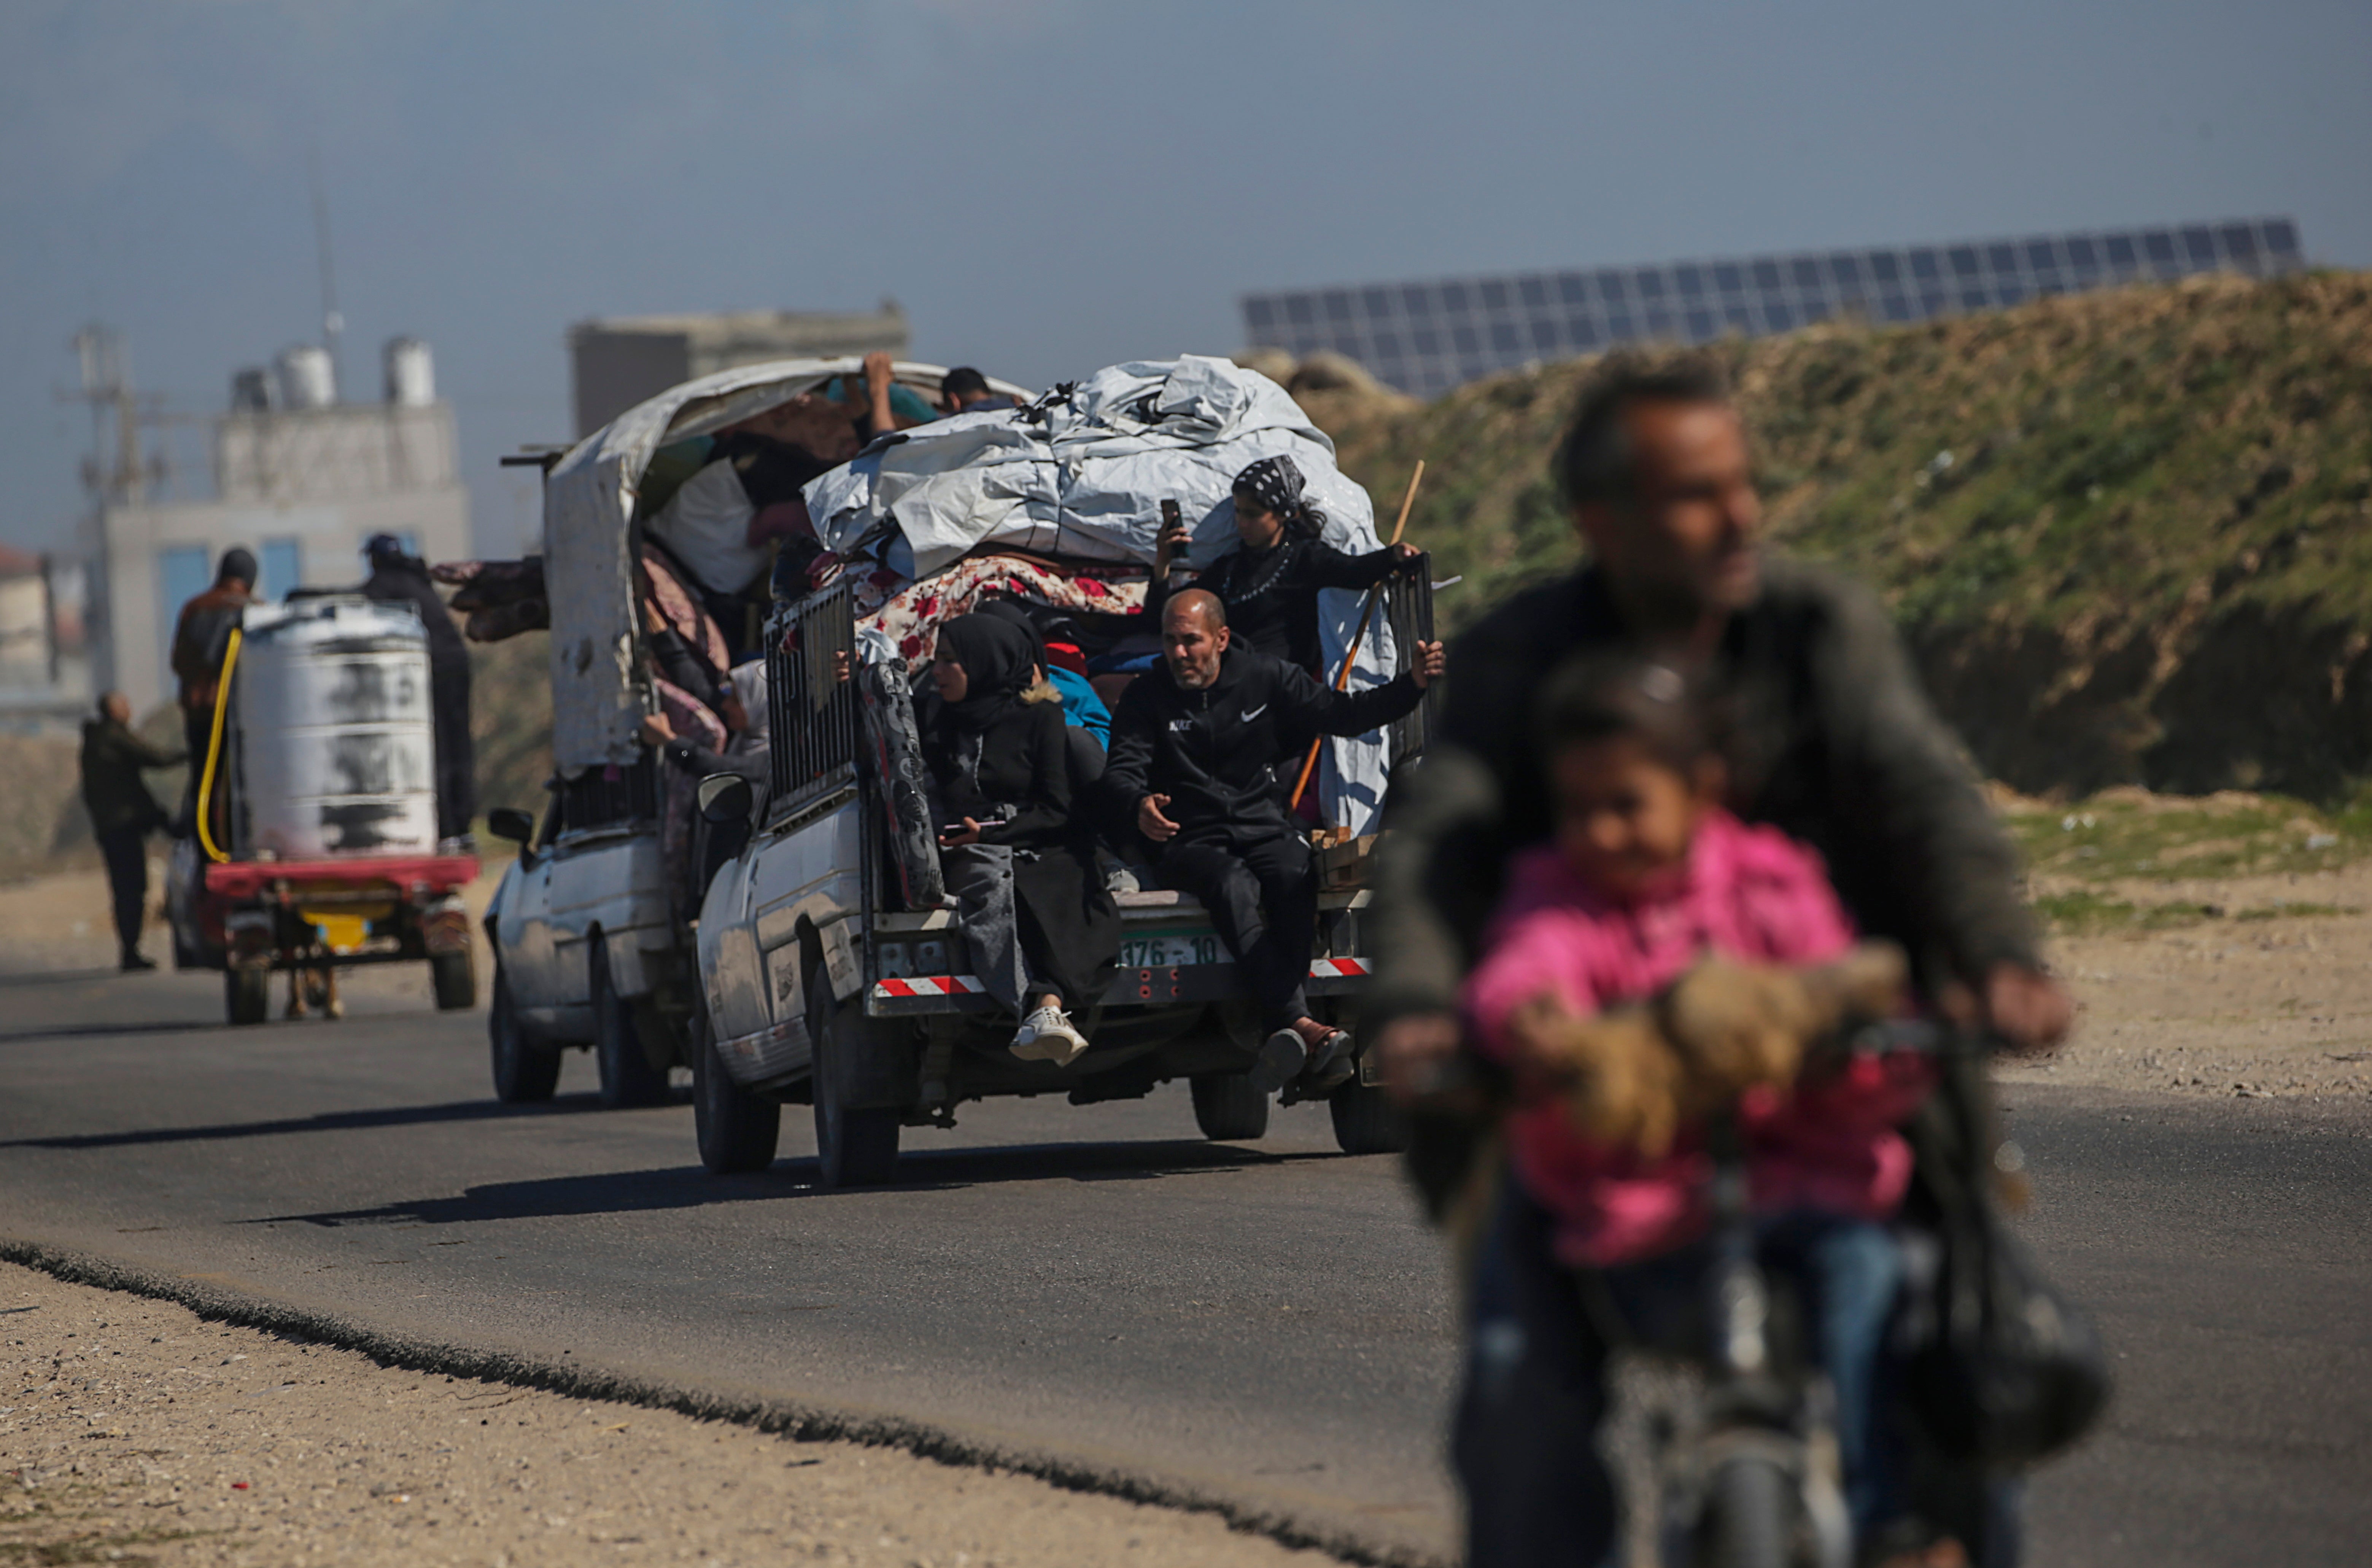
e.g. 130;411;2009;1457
1105;589;1444;1096
168;546;253;831
80;691;183;972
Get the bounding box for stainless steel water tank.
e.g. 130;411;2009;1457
276;344;337;410
383;337;435;406
233;596;439;858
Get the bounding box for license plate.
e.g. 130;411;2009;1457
1118;930;1226;968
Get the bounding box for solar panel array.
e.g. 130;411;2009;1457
1243;218;2304;399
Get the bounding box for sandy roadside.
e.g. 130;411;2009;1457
0;1262;1336;1568
2000;857;2372;1103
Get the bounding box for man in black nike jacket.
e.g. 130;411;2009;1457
1104;588;1445;1092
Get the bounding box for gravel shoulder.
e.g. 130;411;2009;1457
2005;856;2372;1105
1;1261;1335;1568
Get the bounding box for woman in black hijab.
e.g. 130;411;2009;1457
921;613;1119;1064
1146;455;1421;674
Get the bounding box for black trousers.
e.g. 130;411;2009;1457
96;827;149;959
1158;826;1315;1031
178;706;213;829
431;663;475;841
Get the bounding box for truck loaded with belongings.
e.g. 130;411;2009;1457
690;356;1437;1186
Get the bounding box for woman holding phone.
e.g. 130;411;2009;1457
919;613;1119;1063
1147;454;1421;676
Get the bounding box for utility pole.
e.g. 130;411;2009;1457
68;324;146;506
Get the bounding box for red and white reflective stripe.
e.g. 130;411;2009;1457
871;974;990;999
1308;957;1369;979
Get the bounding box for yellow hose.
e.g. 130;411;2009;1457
195;627;242;864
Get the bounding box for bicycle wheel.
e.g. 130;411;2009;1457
1695;1453;1793;1568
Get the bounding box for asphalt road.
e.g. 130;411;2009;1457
3;961;2367;1565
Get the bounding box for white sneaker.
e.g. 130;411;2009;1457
1017;1005;1090;1067
1010;1012;1054;1062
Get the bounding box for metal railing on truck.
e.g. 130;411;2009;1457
766;578;859;817
559;753;658;832
1377;551;1437;771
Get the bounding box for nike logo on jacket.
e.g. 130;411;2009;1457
1102;646;1425;838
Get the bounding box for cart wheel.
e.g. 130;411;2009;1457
1327;1080;1410;1156
808;954;898;1188
693;1006;780;1174
432;949;477;1011
591;940;668;1109
488;967;561;1103
226;968;269;1027
1190;1071;1270;1141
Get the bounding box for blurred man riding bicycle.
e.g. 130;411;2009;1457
1367;357;2079;1567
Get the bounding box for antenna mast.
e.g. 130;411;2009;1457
308;143;343;401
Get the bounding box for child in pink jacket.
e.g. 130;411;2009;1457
1457;655;1935;1544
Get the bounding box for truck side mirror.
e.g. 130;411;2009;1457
697;773;753;824
487;807;536;846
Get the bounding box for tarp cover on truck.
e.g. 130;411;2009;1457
541;359;1024;775
807;356;1399;829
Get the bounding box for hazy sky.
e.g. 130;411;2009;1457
5;0;2367;558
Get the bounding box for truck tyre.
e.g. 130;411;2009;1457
591;940;668;1109
693;1011;781;1174
432;949;477;1011
1327;1080;1410;1156
808;955;899;1188
488;967;561;1103
226;968;269;1027
1190;1071;1270;1142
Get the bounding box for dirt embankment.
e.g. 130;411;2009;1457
1310;270;2372;801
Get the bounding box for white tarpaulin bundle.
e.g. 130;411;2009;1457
807;356;1401;831
806;355;1378;576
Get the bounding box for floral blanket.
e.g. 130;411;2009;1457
851;553;1146;665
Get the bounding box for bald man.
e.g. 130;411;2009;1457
1102;590;1444;1093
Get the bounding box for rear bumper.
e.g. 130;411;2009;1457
866;957;1371;1017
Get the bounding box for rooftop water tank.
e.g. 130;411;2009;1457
384;337;435;406
276;345;337;410
232;596;438;859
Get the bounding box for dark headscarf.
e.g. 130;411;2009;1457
1230;455;1325;540
932;613;1036;734
973;598;1047;673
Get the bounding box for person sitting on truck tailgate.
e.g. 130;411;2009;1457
919;614;1119;1066
80;691;184;971
1102;589;1444;1093
1147;455;1421;676
360;534;475;846
169;546;254;830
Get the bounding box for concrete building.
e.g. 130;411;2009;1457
91;339;471;719
568;302;909;437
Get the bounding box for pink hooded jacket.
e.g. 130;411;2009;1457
1462;811;1935;1267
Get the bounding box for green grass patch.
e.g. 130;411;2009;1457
2002;790;2371;883
2032;888;2361;934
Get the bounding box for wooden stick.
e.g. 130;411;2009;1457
1289;461;1425;813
